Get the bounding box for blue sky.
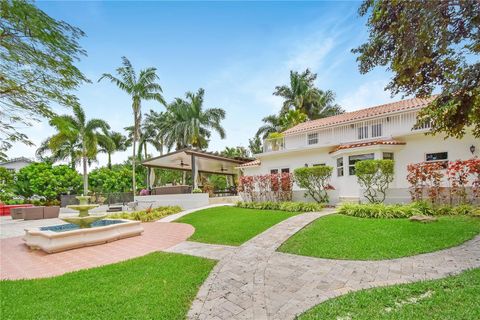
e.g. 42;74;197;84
9;0;404;167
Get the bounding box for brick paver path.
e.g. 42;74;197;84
167;210;480;320
0;222;194;280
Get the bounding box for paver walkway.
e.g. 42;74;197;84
1;222;194;280
167;210;480;320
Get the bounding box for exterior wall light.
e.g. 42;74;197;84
470;145;476;155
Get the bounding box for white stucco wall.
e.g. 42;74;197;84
243;131;478;203
134;193;210;210
0;160;32;172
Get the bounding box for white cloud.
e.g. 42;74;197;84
339;79;396;111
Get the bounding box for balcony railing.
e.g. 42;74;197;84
263;137;285;153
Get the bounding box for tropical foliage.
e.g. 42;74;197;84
43;105;110;195
354;0;480;138
108;206;182;222
14;163;82;201
294;166;334;203
99;56;165;194
239;173;294;202
235;201;324;212
274;69;344;120
0;0;88;155
221;146;250;158
159;88;226;150
98;130;130;169
88;165;143;194
355;159;394;203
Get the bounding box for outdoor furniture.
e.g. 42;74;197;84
23;207;45;220
152;185;191;195
0;204;34;216
9;206;60;220
43;206;60;219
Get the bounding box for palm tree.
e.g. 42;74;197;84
36;136;81;170
99;57;165;194
274;69;344;120
256;114;282;140
98;130;130;169
221;146;250;158
48;105;110;195
160;88;226;150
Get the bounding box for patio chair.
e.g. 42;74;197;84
23;207;45;220
43;206;60;219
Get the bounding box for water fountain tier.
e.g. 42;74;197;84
64;195;106;228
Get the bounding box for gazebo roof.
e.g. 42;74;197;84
142;148;252;175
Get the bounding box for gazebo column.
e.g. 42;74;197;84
191;154;198;189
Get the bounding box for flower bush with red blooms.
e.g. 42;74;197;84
407;158;480;205
239;173;294;202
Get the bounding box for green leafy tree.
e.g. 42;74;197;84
294;166;333;203
248;136;262;155
47;105;110;195
274;69;344;120
355;160;394;203
354;0;480;138
89;166;135;194
0;167;15;201
36;136;81;170
15;163;82;201
0;0;88;153
99;57;165;194
279;109;308;130
221;146;250;159
160;88;226;150
98;130;130;169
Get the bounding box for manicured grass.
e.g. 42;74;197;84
299;268;480;320
278;214;480;260
176;206;298;245
0;252;215;320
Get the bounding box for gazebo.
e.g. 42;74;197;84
142;148;252;195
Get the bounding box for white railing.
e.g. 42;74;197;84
261;111;429;153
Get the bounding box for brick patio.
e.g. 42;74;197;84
0;222;194;280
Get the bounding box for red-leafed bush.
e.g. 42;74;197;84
239;173;294;202
407;162;445;204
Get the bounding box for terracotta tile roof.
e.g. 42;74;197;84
238;159;261;168
283;96;436;135
329;139;406;154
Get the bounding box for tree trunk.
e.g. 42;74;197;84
132;138;136;196
82;156;88;195
145;143;150;188
108;153;112;169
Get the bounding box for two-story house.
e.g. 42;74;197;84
239;97;478;203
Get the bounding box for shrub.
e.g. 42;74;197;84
192;188;203;193
293;166;333;203
238;173;293;202
108;206;182;222
339;202;479;219
235;201;324;212
355;160;394;203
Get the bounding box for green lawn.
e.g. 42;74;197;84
278;214;480;260
176;206;298;245
0;252;215;320
299;268;480;320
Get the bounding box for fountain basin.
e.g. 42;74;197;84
23;219;144;253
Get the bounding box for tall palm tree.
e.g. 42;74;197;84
48;105;110;195
160;88;226;150
98;130;130;169
99;57;165;194
274;69;344;120
256;114;282;140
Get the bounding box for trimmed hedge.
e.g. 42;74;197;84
338;202;480;219
235;201;324;212
108;206;182;222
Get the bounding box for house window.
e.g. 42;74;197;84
371;123;382;138
271;168;289;174
383;152;394;160
281;168;290;173
307;133;318;145
349;153;374;175
425;152;448;162
270;169;279;174
336;157;344;177
358;126;368;140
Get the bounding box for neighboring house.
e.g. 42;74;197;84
239;97;478;203
0;157;33;172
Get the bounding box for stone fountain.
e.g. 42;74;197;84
62;195;106;228
23;195;143;253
